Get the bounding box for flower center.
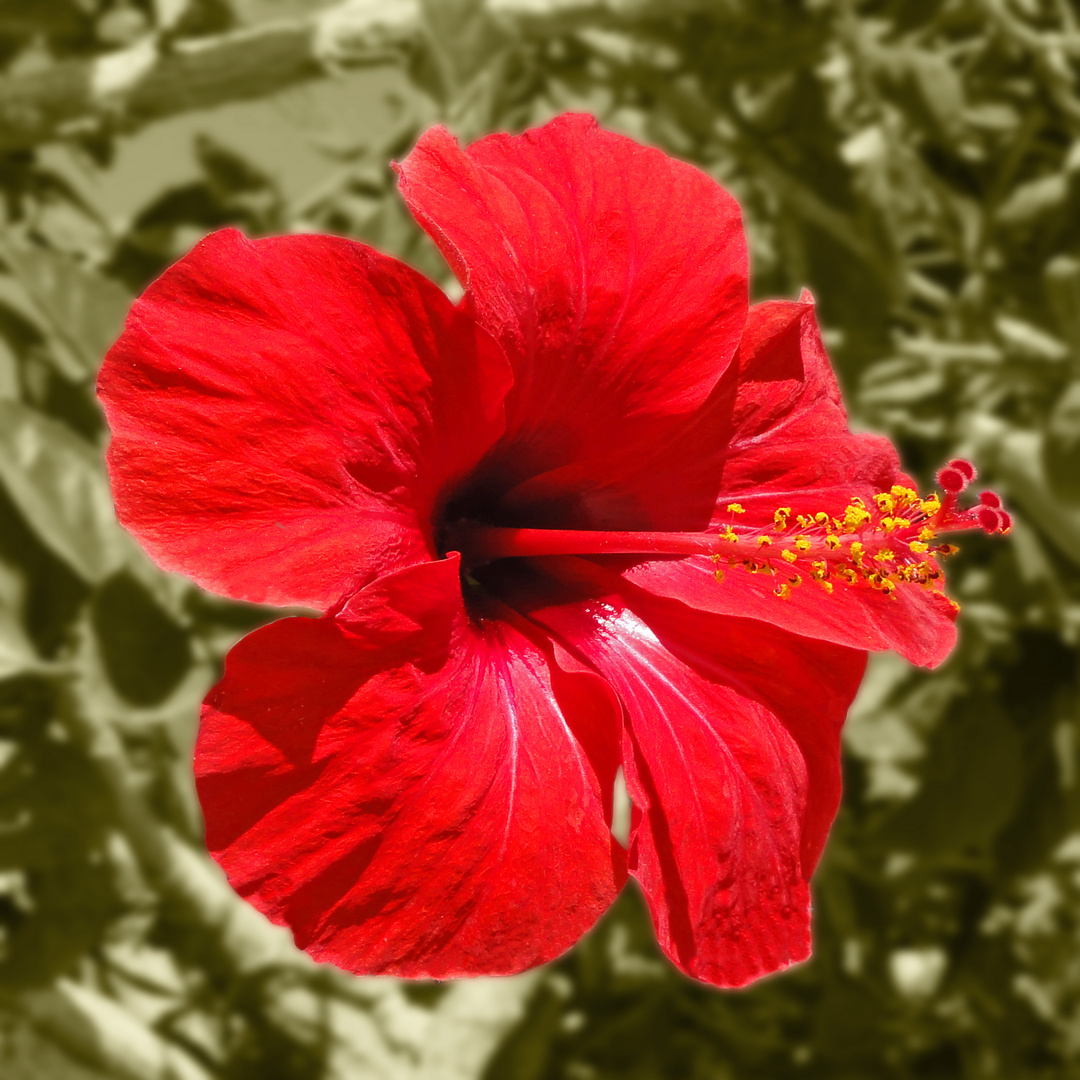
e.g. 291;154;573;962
447;461;1009;602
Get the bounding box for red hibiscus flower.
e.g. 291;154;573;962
97;114;1006;989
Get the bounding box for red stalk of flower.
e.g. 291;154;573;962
97;113;1006;989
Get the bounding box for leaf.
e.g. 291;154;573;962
21;981;212;1079
876;693;1024;857
906;49;966;141
153;0;193;31
90;572;192;707
0;401;129;583
0;560;40;681
0;1;86;36
996;173;1070;227
0;691;119;990
0;239;131;381
1044;254;1080;355
984;423;1080;562
995;314;1069;362
0;616;38;681
420;976;543;1080
419;0;505;100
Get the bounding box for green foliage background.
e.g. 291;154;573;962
0;0;1078;1076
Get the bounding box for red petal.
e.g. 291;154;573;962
98;230;509;609
196;556;625;978
625;556;956;668
588;298;956;665
396;114;748;505
514;557;864;988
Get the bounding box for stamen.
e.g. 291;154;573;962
448;457;1007;606
699;459;1007;600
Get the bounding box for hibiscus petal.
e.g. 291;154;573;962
512;557;865;988
98;229;509;609
624;555;955;668
196;556;626;978
599;297;956;665
396;113;748;508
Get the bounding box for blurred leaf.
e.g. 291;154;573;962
419;0;505;101
912;54;965;139
194;134;283;232
0;597;41;682
1045;381;1080;502
0;686;120;989
154;0;195;32
0;401;129;583
109;136;284;290
996;314;1069;362
0;240;130;381
0;0;88;37
1044;254;1080;359
876;693;1024;857
90;572;192;707
21;980;214;1080
997;173;1070;227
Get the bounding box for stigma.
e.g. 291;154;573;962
711;459;1009;600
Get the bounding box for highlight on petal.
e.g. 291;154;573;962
512;557;865;988
396;113;749;505
607;297;958;666
195;556;626;978
98;229;510;610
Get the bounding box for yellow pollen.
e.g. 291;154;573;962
939;544;959;556
709;487;964;604
842;503;872;531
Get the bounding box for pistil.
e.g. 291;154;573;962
450;526;720;564
449;460;1008;602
